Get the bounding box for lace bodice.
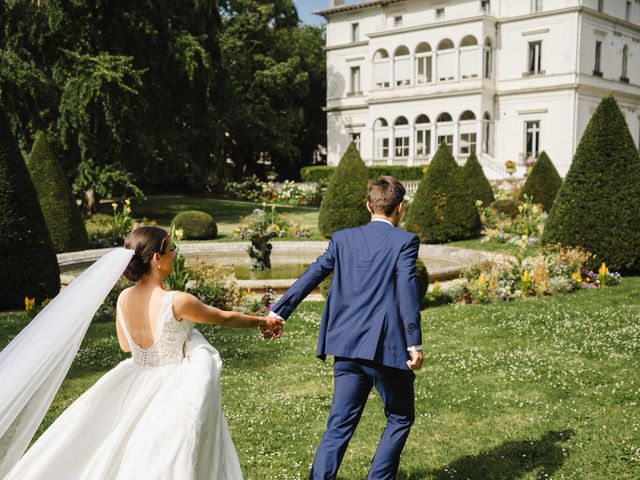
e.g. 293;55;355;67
116;291;194;367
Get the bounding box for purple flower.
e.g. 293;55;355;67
582;283;596;289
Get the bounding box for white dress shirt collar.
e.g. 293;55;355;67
371;218;394;227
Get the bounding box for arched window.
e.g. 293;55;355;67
459;110;476;121
436;112;453;149
394;46;411;87
373;49;391;89
415;42;433;84
373;118;390;160
483;37;493;79
460;35;478;47
622;45;629;81
459;35;479;79
459;111;477;155
415;115;432;157
394;117;410;159
437;39;455;82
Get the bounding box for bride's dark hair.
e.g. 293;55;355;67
124;226;170;281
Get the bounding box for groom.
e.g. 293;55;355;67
267;176;424;480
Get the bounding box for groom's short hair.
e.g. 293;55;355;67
368;176;406;216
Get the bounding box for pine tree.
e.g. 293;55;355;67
0;108;60;308
542;96;640;273
27;131;88;252
519;151;562;212
460;151;494;206
405;142;481;243
318;142;370;238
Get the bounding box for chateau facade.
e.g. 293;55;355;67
319;0;640;178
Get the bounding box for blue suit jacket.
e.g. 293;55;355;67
272;221;422;371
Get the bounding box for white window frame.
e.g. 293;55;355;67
349;66;361;95
351;23;360;43
528;41;542;75
350;132;361;152
525;120;541;159
594;40;602;75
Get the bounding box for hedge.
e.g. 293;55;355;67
318;143;370;238
0;107;60;308
27;131;89;252
460;151;495;205
519;151;562;212
542;95;640;273
301;165;425;182
171;211;218;240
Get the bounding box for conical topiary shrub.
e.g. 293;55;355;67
318;142;370;238
405;142;481;243
0;108;60;309
460;151;494;206
27;131;89;253
519;151;562;212
542;96;640;273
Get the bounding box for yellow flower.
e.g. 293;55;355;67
571;270;582;283
111;202;118;210
477;273;486;287
24;297;35;312
521;271;531;283
175;228;184;241
274;224;281;232
598;262;608;276
124;198;131;206
475;200;483;207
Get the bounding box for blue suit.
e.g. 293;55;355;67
272;220;423;480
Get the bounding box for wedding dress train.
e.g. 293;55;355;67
4;290;243;480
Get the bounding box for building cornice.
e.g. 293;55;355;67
316;0;405;17
366;14;497;39
326;40;369;53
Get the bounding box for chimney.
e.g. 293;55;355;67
330;0;345;6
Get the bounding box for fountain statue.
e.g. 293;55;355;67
247;231;278;271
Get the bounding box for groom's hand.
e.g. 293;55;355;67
407;349;424;370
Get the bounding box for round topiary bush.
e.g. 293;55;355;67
318;142;370;238
27;131;89;253
460;151;495;206
491;199;521;218
320;257;429;300
542;95;640;273
171;211;218;240
405;142;481;243
519;151;562;212
0;107;60;309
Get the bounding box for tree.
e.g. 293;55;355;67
405;142;481;243
27;131;89;252
318;142;370;238
0;0;226;191
519;151;562;212
219;0;325;179
460;151;494;205
0;107;59;309
542;96;640;273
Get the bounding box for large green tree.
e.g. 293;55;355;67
542;96;640;273
0;106;59;309
0;0;225;192
219;0;326;179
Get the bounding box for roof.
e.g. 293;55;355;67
315;0;407;17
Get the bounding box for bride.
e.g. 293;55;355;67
0;226;282;479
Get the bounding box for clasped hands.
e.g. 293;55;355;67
258;317;284;340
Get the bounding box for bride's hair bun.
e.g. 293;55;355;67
123;226;170;281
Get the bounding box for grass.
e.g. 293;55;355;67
95;195;323;240
2;278;638;479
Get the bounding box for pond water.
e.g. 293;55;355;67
233;263;310;280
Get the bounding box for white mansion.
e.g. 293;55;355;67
318;0;640;179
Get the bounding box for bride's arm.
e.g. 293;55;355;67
172;292;282;330
115;307;131;353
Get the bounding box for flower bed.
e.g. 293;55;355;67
428;244;621;305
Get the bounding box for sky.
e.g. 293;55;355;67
295;0;361;25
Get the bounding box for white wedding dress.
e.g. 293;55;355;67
4;290;243;480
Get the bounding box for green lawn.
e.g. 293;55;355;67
99;195;322;240
2;279;638;479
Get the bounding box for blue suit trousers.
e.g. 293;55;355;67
310;358;415;480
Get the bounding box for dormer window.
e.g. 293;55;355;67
393;15;403;27
436;8;445;19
